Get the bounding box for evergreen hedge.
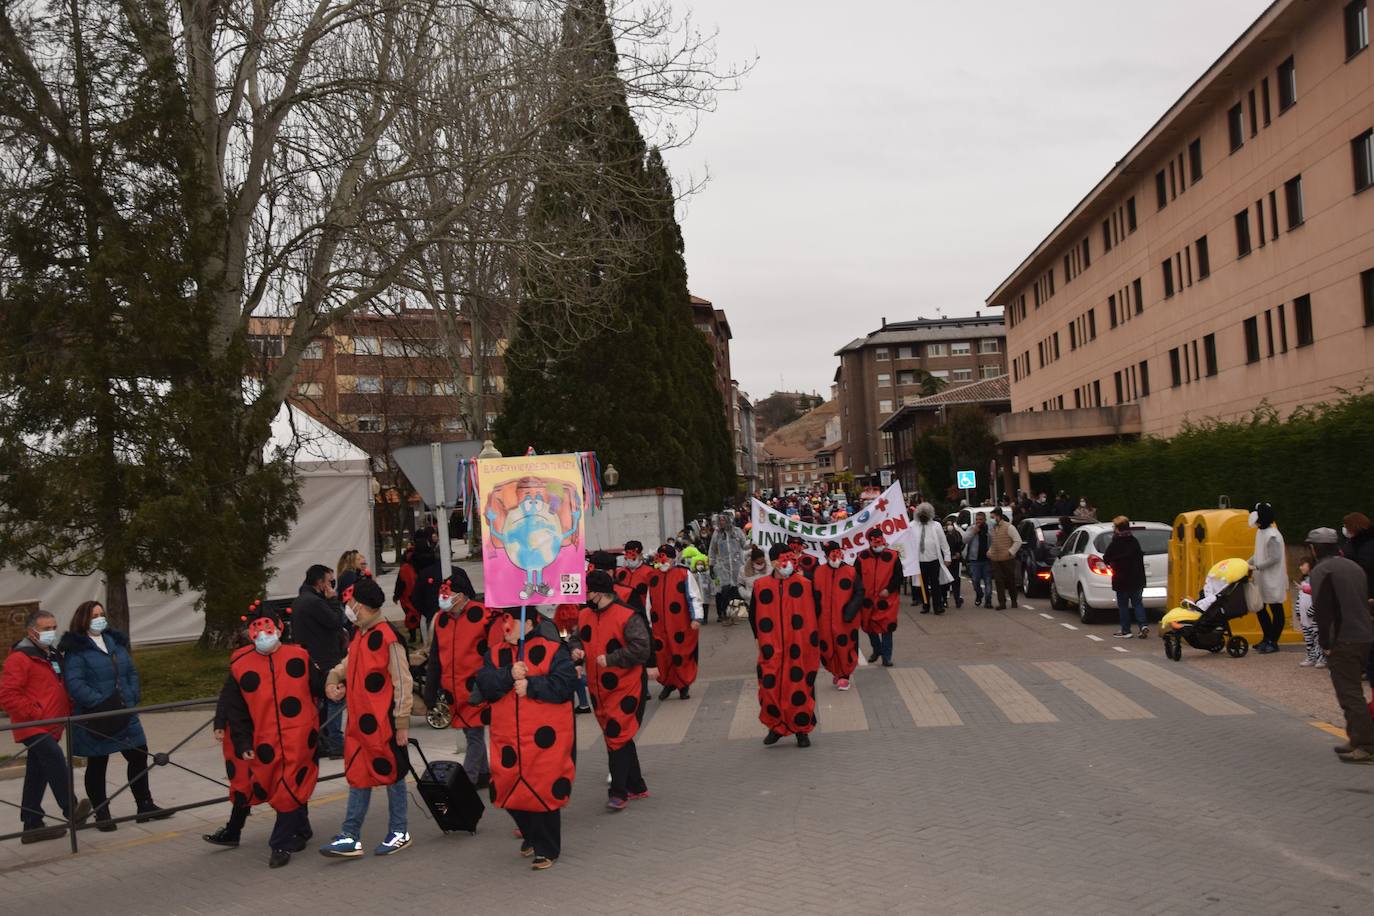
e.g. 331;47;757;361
1051;393;1374;542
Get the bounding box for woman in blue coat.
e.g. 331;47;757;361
60;601;171;830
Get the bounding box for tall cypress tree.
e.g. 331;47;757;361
498;0;733;514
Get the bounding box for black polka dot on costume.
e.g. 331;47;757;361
280;696;302;718
789;645;801;660
367;630;384;652
837;634;849;646
295;765;311;787
789;666;804;682
838;578;852;590
791;614;805;628
526;643;547;666
670;601;683;614
791;690;806;706
372;756;393;777
500;746;517;768
307;729;318;749
673;631;685;644
358;713;378;735
476;640;489;656
251;783;268;801
762;674;777;689
758;617;775;633
809;631;820;647
806;671;817;686
600;671;620;691
466;606;483;623
650;612;660;624
534;725;556;749
653;638;664;652
579;625;593;642
364;672;386;693
650;575;661;587
887;623;897;634
788;582;805;599
551;777;572;800
619;695;638;714
766;704;781;718
284;657;306;679
755;663;763;679
480;708;492;725
671;654;683;666
256;744;275;764
225;760;237;780
756;589;774;605
793;712;811;728
606;638;622;653
677;580;687;593
238;671;261;693
761;644;775;660
437;615;451;629
605;718;622;739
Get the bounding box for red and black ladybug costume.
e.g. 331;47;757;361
749;545;822;747
424;581;502;786
813;541;865;681
646;546;700;695
614;540;654;617
786;536;819;578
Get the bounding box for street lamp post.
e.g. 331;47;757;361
603;463;620;488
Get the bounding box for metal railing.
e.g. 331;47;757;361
1;698;345;853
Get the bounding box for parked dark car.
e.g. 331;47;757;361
1016;517;1065;598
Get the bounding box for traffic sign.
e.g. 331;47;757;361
879;469;892;487
957;470;977;490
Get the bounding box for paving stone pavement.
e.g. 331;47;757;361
3;596;1373;915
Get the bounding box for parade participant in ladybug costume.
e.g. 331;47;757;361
475;605;578;871
646;544;703;701
749;544;822;748
857;528;904;668
320;578;414;859
589;550;643;612
813;540;865;690
614;540;654;616
423;579;502;789
573;571;652;811
212;603;319;868
786;535;819;577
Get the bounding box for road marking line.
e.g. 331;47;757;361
1039;613;1054;620
816;677;870;733
1109;658;1253;716
1112;646;1130;653
961;664;1058;724
1060;623;1078;631
889;668;962;727
1036;661;1154;720
1309;720;1348;740
638;682;706;746
727;678;762;740
1086;634;1104;642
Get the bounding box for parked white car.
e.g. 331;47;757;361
1049;522;1171;624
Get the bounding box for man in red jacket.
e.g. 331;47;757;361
0;609;92;843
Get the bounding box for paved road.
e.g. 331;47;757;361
3;591;1371;915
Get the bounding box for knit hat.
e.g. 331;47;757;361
587;570;616;594
351;577;385;610
588;551;617;571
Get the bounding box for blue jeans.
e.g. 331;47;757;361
574;674;590;709
868;631;893;663
319;697;346;754
341;780;407;839
967;560;991;603
1116;591;1146;632
20;734;72;828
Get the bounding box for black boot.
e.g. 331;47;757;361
796;733;811;748
93;806;117;833
135;798;174;823
658;685;674;701
203;826;241;848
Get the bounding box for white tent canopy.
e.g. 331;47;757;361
0;402;373;645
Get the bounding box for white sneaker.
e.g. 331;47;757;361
1112;631;1134;639
1299;658;1315;668
374;831;411;856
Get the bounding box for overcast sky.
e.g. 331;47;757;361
661;0;1274;402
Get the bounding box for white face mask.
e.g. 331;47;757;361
827;558;842;569
253;632;280;655
437;592;454;611
88;616;108;635
657;562;673;572
1248;511;1259;528
344;606;359;624
776;563;795;578
626;558;642;569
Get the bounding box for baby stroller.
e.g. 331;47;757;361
1159;558;1256;661
407;649;453;730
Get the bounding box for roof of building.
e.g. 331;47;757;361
835;313;1006;355
713;308;733;340
761;400;839;462
986;0;1295;305
877;375;1011;432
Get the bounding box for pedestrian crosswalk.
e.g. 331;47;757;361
577;658;1256;751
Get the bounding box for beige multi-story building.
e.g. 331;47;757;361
835;315;1008;483
988;0;1374;492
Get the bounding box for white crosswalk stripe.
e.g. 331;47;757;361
1035;661;1154;720
639;683;707;746
1109;658;1253;716
962;664;1059;723
889;667;963;727
814;677;869;733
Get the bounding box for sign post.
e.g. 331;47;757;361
956;469;977;512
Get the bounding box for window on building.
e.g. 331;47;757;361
1248;89;1259;137
1363;268;1374;326
1155;170;1168;209
977;365;1000;380
978;339;1000;353
1114;371;1124;405
1228;103;1245;152
1169;348;1182;387
896;370;915;385
443;418;464;433
929;370;951;380
386;377;409;396
1188;138;1203;183
1277;303;1289;351
1261;77;1272;125
1048;270;1055;295
1203;334;1218;377
926;343;947;358
1284;175;1305;228
1354;130;1374;193
1133;278;1143;315
352;336;380;356
1349;1;1370;57
1053;332;1061;359
878;400;893;414
1069;324;1078;350
1082;238;1091;268
1139;360;1150;397
1235;211;1252;257
950;342;972;357
485;412;498;431
1088;309;1097;339
247;335;285;358
876;373;891;385
1256;200;1266;248
1162;259;1175;298
875;348;889;360
356;415;384;432
1102;219;1113;252
1264;310;1275;357
1126;197;1138;232
1268;190;1279;240
381;338;408;358
295;381;324;397
1278;56;1297;112
1243;317;1261;364
1294;294;1313;346
302;341;324;360
898;346;916;359
1108;294;1118;329
1196;236;1210;279
353;375;382;394
952;368;973;382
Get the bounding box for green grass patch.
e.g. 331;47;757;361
133;643;228;706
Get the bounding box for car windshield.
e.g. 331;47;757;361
1093;529;1170;555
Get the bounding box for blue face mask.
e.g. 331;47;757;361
88;616;108;635
36;629;58;648
253;632;281;655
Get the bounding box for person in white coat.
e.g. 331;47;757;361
911;502;952;614
1248;501;1287;654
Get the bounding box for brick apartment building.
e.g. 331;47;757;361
835;315;1008;483
692;295;735;440
988;0;1374;492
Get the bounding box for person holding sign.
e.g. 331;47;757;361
857;529;904;667
813;541;865;690
647;544;703;700
750;544;821;747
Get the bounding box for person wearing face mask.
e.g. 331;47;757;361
857;529;903;667
0;608;92;843
212;604;319;867
421;578;502;789
1072;498;1097;522
813;541;864;690
615;540;655;610
1247;502;1287;654
61;600;169;830
944;520;965;610
741;546;771;602
293;564;347;759
911;502;951;615
708;513;748;622
572;571;651;811
320;578;414;859
786;535;819;577
987;509;1024;610
646;544;703;701
963;513;993;607
750;544;821;747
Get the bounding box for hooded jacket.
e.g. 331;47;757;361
0;637;70;743
59;629;147;757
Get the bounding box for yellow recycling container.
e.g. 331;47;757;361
1167;508;1299;646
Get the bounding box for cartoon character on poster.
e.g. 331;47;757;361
483;474;583;600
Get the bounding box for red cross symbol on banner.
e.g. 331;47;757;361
875;497;888;512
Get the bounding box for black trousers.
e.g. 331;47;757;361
608;740;647;800
510;809;561;860
918;561;945;609
85;745;152;812
268;804;311;852
715;585;740;618
1257;602;1286;643
1329;641;1374;749
224;800;251;837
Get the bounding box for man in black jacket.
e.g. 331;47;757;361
292;565;346;757
1309;527;1374;763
